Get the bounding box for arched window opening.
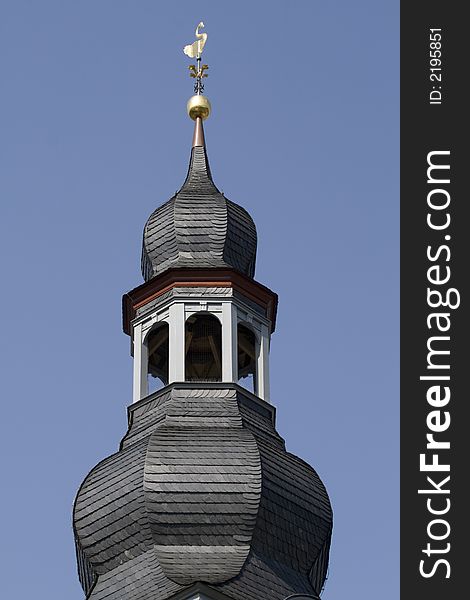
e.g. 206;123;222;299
185;313;222;382
237;323;257;393
147;322;169;393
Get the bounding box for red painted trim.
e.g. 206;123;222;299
122;268;278;335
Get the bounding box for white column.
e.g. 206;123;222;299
133;322;148;403
169;303;185;383
257;324;270;402
221;302;238;382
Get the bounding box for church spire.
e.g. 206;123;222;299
73;24;332;600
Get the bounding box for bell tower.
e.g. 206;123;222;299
74;24;332;600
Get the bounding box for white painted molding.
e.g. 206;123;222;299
185;303;223;322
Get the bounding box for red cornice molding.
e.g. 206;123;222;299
122;268;278;335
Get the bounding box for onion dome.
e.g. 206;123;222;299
141;116;257;281
73;385;332;600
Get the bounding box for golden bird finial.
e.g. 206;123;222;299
183;21;209;96
183;21;211;121
183;21;207;59
183;21;211;122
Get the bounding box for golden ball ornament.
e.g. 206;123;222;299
187;95;211;121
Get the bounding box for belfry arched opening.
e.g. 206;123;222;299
185;313;222;382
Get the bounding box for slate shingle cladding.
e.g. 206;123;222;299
73;385;332;600
141;146;257;281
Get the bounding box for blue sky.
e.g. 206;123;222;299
0;2;399;599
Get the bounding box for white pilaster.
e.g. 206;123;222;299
257;324;270;402
221;302;238;382
133;322;148;403
169;302;185;383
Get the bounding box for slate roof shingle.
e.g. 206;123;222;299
141;146;257;281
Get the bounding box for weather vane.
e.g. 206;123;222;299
183;21;209;95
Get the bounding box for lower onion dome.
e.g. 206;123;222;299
73;386;332;600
